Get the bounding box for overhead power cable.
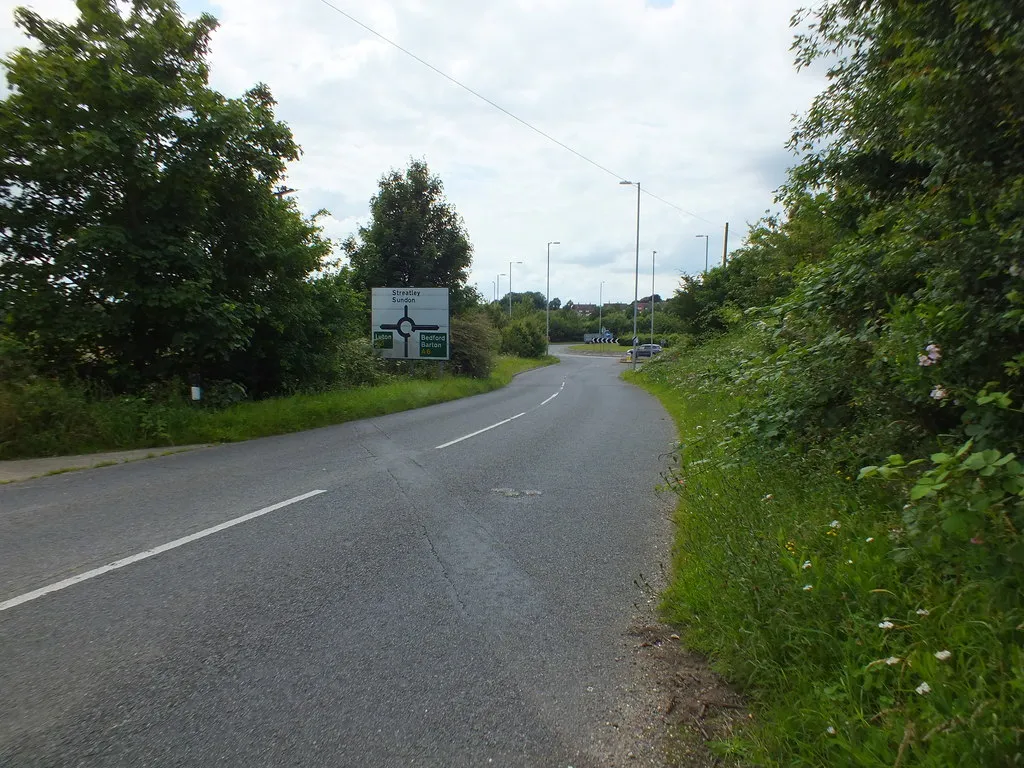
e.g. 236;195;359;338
313;0;716;225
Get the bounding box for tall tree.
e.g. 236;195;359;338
345;160;474;312
0;0;334;391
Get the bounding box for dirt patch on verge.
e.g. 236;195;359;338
628;624;749;766
593;604;750;766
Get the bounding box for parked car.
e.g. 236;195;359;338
635;344;663;358
624;344;663;360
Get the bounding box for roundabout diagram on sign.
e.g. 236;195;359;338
379;305;440;358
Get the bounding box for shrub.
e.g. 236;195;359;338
449;312;499;378
335;339;392;388
500;316;546;358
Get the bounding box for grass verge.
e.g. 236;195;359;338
627;334;1022;766
566;344;624;354
0;355;557;459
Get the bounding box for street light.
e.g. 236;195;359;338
545;242;560;354
651;250;656;346
696;234;709;273
508;261;523;318
497;272;506;303
599;281;605;338
620;180;641;371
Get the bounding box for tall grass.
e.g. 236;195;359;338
630;333;1023;766
0;356;555;459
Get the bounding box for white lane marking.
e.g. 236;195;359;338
434;380;566;450
0;489;327;613
434;412;526;450
539;380;566;407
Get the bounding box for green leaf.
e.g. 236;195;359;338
963;453;989;471
910;483;935;500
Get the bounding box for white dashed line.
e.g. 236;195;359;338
0;490;327;613
434;380;566;450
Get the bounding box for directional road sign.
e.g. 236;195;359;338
371;287;450;360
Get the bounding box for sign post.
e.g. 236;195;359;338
371;288;450;361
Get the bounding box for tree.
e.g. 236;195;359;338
0;0;335;392
756;0;1024;451
345;159;474;312
498;291;546;312
548;297;561;310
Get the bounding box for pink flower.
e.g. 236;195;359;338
930;386;948;400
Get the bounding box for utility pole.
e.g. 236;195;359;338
545;242;560;355
619;181;641;371
650;250;656;346
723;222;729;267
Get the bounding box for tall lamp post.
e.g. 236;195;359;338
696;234;709;274
497;273;505;304
508;261;523;318
651;250;656;346
599;281;605;337
620;180;641;371
545;241;560;354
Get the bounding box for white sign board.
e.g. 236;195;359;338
371;287;450;360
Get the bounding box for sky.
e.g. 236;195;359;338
0;0;826;305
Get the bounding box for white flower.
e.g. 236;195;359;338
878;620;895;630
762;494;774;501
934;650;952;661
803;584;814;591
830;520;841;529
826;726;836;735
802;560;812;570
885;656;901;666
866;537;875;543
918;354;934;367
847;559;854;564
915;681;931;696
930;386;948;401
926;344;942;361
916;608;930;617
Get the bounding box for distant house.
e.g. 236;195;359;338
573;303;598;316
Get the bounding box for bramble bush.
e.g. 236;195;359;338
636;331;1023;766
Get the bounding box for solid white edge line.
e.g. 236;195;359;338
0;489;327;613
434;412;526;450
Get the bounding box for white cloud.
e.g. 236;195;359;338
1;0;825;304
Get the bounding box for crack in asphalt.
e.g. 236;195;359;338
384;466;469;616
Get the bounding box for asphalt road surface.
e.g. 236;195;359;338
0;350;676;767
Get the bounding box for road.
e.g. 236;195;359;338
0;350;677;767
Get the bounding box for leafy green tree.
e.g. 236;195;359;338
345;159;474;312
0;0;335;393
498;291;546;311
